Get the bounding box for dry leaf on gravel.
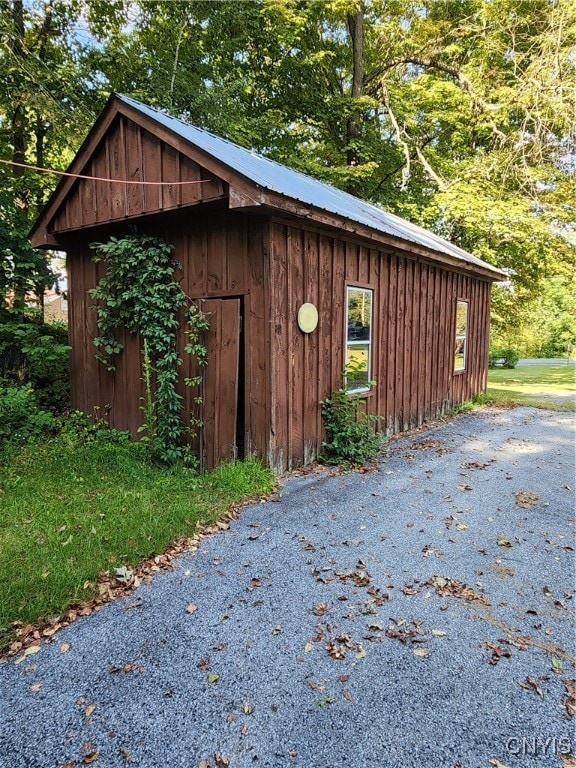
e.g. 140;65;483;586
514;491;539;508
563;679;576;718
518;677;544;698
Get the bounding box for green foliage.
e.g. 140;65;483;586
55;410;133;449
320;364;383;466
0;385;55;456
488;348;519;369
0;321;70;411
1;0;574;363
0;197;56;318
89;233;209;464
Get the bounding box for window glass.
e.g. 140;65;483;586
454;300;468;372
346;287;373;391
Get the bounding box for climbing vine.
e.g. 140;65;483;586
89;233;209;464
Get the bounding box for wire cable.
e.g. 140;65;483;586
0;157;212;186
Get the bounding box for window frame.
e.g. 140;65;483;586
454;298;469;374
344;284;374;394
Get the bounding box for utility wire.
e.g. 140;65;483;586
0;157;212;186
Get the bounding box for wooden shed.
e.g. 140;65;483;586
31;94;504;472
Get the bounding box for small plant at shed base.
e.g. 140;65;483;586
320;362;384;466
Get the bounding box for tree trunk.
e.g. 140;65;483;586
346;8;364;193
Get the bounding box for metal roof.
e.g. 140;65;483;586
119;95;502;276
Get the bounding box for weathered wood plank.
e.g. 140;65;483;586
201;298;240;469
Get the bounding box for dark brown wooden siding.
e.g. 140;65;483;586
268;220;491;472
66;212;271;468
51;115;227;234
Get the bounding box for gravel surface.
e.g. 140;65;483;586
1;406;575;768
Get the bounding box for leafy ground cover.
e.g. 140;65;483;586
486;364;576;412
0;434;275;651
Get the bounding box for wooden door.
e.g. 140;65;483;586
200;298;241;470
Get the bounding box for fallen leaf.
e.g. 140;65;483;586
342;689;353;701
271;625;282;635
317;696;335;706
493;564;514;578
60;642;71;653
560;756;576;767
186;604;198;614
551;656;563;673
337;674;350;683
563;679;576;718
85;704;96;718
431;629;447;637
488;759;510;768
458;484;473;491
413;648;429;657
455;523;468;531
82;753;100;765
198;761;211;768
326;641;346;660
207;673;220;684
518;677;544;698
213;753;229;768
514;491;539;508
355;644;366;659
304;642;314;653
250;577;262;588
30;682;42;692
496;536;512;548
119;749;130;765
312;603;331;616
241;702;254;715
15;645;41;664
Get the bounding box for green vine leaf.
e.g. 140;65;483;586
89;233;208;465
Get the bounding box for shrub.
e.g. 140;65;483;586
488;347;519;369
320;365;384;465
0;385;55;455
0;321;70;412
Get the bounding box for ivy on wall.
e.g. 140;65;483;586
89;233;209;464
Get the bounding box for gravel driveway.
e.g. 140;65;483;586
1;406;574;768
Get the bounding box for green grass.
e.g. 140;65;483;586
0;436;275;649
486;364;576;411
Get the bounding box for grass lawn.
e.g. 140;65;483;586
0;436;275;651
486;364;576;411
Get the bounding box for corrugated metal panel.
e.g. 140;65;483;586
118;95;502;276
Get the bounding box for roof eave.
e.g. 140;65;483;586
260;190;506;282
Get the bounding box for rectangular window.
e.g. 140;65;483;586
454;300;468;372
345;286;373;392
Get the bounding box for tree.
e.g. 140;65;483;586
0;0;111;316
1;0;574;343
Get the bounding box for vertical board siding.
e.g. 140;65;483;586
268;221;492;470
66;212;271;469
51;117;227;233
